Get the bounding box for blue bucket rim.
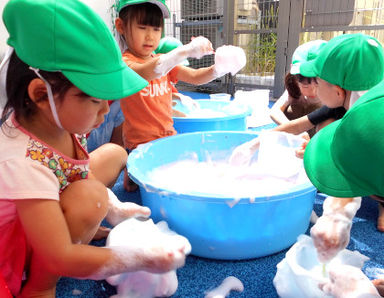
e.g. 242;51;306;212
127;131;316;203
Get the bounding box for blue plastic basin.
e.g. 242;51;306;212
128;131;316;260
172;100;251;133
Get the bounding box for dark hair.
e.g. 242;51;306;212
1;51;73;125
296;74;315;85
284;73;317;100
285;73;301;99
119;3;164;28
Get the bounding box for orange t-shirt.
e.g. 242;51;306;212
121;52;180;150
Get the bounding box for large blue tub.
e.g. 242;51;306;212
172;100;251;133
128;131;316;260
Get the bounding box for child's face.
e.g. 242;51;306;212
123;18;162;59
315;78;346;108
298;81;317;100
56;86;110;134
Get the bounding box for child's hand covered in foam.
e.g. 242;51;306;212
295;133;310;159
213;45;246;77
105;188;151;227
173;93;200;111
319;264;380;298
310;197;361;263
136;242;188;273
228;137;260;166
154;36;213;77
184;36;214;59
107;219;191;274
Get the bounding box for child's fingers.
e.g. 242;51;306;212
132;206;151;219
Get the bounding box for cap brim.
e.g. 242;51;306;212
148;0;170;18
304;120;370;197
118;0;170;18
64;61;148;100
299;59;318;78
290;63;301;75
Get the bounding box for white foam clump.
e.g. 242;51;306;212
273;234;369;298
147;131;309;199
214;45;246;76
106;218;191;298
205;276;244;298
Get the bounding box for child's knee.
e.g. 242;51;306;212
60;179;109;225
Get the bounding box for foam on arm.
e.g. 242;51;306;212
311;197;361;262
154;36;213;77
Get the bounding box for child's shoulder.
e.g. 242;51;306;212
0;120;30;161
122;51;158;63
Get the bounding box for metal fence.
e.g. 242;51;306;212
165;0;384;98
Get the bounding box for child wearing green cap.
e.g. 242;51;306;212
270;40;326;137
0;0;190;297
271;38;349;142
229;39;345;166
293;33;384;296
86;36;191;152
303;79;384;297
114;0;246;190
230;33;384;249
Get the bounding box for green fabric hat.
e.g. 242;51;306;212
304;80;384;197
116;0;170;18
155;36;183;54
154;36;189;66
3;0;148;100
290;40;327;75
299;33;384;91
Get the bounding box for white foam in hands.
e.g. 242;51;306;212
214;45;246;77
106;218;191;298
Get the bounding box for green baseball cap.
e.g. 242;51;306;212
116;0;170;18
299;33;384;91
155;36;183;54
154;36;189;66
304;80;384;197
290;40;327;75
3;0;148;100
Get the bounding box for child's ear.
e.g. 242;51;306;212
28;78;48;105
336;86;346;99
115;18;125;35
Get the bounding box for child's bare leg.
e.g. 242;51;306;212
89;143;127;188
19;180;109;297
377;203;384;232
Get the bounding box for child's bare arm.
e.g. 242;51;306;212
126;57;162;82
15;195;186;279
176;65;217;85
153;36;214;78
273;115;315;135
270;92;291;125
310;197;361;262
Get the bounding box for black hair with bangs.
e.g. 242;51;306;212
119;2;164;28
